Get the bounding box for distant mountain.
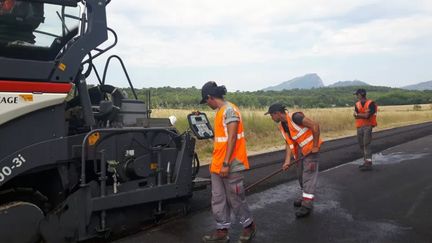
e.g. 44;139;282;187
263;73;324;91
401;80;432;90
328;80;370;87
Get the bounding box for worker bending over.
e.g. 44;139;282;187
265;103;322;218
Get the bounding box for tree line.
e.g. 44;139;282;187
123;86;432;109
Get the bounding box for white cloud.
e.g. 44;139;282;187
109;0;375;27
96;1;432;88
308;15;432;56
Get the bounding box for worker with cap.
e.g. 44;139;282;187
200;81;256;243
353;88;377;171
265;103;322;218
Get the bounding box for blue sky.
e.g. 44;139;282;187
92;0;432;91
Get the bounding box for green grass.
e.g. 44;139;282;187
152;104;432;164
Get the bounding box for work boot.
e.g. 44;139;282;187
238;222;256;243
202;229;230;243
293;198;302;208
295;206;311;218
359;161;373;171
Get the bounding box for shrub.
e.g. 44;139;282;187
413;104;422;111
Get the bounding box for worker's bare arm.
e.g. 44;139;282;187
354;112;370;119
283;143;292;171
220;121;238;177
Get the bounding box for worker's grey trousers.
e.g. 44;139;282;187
210;172;253;229
357;125;373;162
296;153;320;208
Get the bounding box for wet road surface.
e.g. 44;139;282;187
114;134;432;243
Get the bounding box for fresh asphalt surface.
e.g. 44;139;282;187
113;123;432;243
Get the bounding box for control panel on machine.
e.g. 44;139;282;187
187;111;214;140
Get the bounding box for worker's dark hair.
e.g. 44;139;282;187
354;88;367;97
200;81;228;104
212;85;227;99
265;102;286;115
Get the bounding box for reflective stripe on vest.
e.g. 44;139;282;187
219;104;242;140
299;135;314;147
290;117;309;139
215;132;245;143
279;130;298;157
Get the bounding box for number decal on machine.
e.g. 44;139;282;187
0;154;26;182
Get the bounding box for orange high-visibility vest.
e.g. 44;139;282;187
355;100;377;128
278;112;323;159
211;102;249;174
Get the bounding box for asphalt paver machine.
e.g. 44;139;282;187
0;1;206;242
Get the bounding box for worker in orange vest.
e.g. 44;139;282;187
265;103;322;218
353;89;377;171
200;81;256;243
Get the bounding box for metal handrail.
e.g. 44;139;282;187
101;55;138;100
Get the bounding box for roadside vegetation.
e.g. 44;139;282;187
126;86;432;109
153;104;432;164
